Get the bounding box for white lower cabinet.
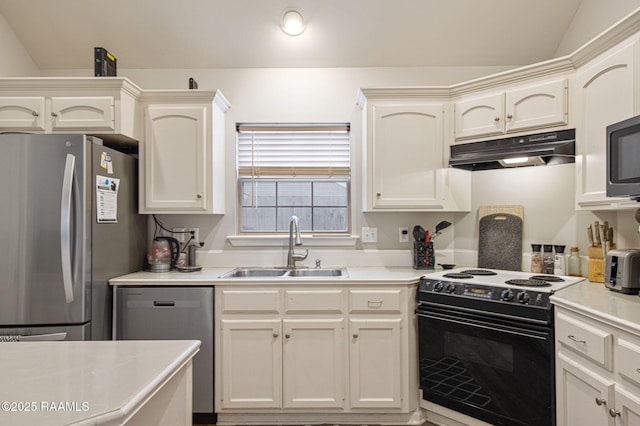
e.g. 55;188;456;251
555;306;640;426
215;284;417;423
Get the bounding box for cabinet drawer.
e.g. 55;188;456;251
556;311;613;369
349;290;402;313
617;337;640;388
220;290;280;314
284;290;344;313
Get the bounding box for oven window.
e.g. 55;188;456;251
444;332;513;372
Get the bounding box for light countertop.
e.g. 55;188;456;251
109;266;427;286
551;280;640;334
0;340;200;425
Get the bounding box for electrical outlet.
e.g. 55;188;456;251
399;226;409;243
173;227;199;244
361;227;378;243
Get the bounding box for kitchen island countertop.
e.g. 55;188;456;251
0;340;199;426
109;266;427;286
551;279;640;334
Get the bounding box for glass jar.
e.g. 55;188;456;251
568;246;581;277
531;244;543;273
543;244;554;274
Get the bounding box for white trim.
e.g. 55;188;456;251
227;234;359;247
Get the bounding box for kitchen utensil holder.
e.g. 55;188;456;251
413;241;435;270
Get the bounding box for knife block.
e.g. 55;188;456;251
413;241;435;270
588;244;614;283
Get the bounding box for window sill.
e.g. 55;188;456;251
227;234;359;247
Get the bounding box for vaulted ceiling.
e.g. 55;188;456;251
0;0;591;70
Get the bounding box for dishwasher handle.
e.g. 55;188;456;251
153;301;176;307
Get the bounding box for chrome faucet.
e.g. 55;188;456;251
287;215;308;268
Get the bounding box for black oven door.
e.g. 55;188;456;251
417;304;554;426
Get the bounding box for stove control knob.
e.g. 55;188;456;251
499;289;514;301
517;292;530;304
433;282;444;292
445;283;457;293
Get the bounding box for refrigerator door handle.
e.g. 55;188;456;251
19;332;68;342
61;153;75;304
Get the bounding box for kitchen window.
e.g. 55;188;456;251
237;124;350;233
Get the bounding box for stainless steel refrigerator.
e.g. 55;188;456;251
0;134;146;341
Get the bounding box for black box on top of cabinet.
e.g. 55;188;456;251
94;47;117;77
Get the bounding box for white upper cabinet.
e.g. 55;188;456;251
0;78;140;140
454;78;569;141
575;36;640;210
139;90;229;214
359;89;470;212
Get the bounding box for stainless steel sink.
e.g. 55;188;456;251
285;268;347;277
219;268;288;278
219;267;348;278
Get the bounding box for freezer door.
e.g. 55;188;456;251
0;323;90;342
0;134;89;327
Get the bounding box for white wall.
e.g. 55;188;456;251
0;13;39;76
4;1;640;268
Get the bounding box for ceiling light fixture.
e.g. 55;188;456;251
281;9;305;36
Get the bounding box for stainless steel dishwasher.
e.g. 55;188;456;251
114;286;214;422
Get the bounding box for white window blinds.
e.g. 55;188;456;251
237;124;350;176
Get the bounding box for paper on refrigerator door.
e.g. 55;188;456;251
96;175;119;223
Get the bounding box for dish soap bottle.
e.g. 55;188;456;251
568;246;581;277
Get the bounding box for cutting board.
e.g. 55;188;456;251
478;205;524;271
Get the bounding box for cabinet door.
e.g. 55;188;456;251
349;318;402;408
144;105;207;212
282;319;345;408
556;353;615;426
615;387;640;426
370;104;445;209
0;97;46;131
50;96;115;131
454;92;504;139
575;40;637;208
220;319;282;409
505;79;568;133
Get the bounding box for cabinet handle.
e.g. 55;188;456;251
285;334;291;339
273;332;279;338
595;397;606;406
32;111;39;117
609;408;621;418
51;112;58;118
353;333;358;339
367;300;383;308
568;335;586;344
494;117;500;122
506;113;513;120
376;192;381;197
196;194;202;199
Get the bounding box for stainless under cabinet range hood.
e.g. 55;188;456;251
449;129;575;171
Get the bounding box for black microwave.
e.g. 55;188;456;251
607;114;640;201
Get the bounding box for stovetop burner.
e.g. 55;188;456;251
530;274;565;282
460;269;498;276
505;278;551;287
443;273;474;279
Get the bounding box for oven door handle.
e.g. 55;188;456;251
416;309;550;340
